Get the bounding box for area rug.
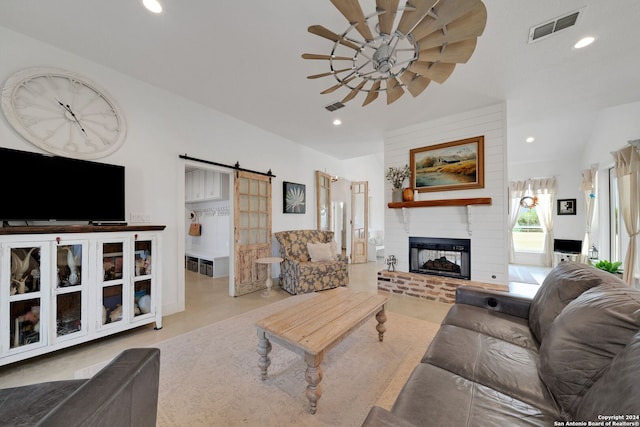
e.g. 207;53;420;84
150;293;439;426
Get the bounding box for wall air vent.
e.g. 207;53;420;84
324;101;345;112
529;10;582;43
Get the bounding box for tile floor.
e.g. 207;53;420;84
0;260;547;388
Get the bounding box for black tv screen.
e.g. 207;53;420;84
553;239;582;254
0;147;125;223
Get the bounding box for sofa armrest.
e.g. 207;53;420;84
37;348;160;427
456;286;532;319
360;406;421;427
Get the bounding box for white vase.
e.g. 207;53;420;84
392;189;403;203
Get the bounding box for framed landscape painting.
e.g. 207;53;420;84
410;136;485;193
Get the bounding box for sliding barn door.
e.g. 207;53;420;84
233;170;272;296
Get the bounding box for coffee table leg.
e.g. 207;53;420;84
304;353;323;414
376;306;387;342
257;330;272;380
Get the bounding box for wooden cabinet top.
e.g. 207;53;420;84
0;225;166;235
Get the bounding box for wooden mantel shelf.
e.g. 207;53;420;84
387;197;492;209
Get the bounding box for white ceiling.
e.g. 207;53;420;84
1;0;639;164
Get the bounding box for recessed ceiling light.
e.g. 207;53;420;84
526;137;535;143
574;36;595;49
333;119;342;126
142;0;163;14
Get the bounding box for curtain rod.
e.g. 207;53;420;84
179;154;275;179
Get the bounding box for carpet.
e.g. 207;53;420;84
150;292;439;426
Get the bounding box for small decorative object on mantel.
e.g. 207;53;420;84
386;255;397;272
386;165;410;203
402;187;414;202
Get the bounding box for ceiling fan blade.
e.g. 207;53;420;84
307;67;353;79
415;3;487;48
411;0;483;41
308;25;361;50
418;39;477;64
409;62;456;83
376;0;400;35
302;53;353;61
330;0;374;41
386;78;405;104
362;81;381;106
341;79;368;103
396;0;438;36
321;76;357;94
398;70;431;97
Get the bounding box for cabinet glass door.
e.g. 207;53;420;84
99;241;127;327
7;244;48;351
54;242;87;339
133;239;153;319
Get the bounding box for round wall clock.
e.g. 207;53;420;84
1;66;127;159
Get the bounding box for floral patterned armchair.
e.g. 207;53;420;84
274;230;349;295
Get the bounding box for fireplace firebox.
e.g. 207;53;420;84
409;237;471;280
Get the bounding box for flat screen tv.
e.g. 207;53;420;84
553;239;582;254
0;147;125;224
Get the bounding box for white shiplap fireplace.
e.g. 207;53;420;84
383;104;509;291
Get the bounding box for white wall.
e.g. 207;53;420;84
0;26;356;315
384;104;509;285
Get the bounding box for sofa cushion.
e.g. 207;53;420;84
539;285;640;416
421;324;558;414
443;303;539;350
529;261;625;343
391;363;557;427
575;331;640;421
0;380;85;426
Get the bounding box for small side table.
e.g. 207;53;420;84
255;257;283;297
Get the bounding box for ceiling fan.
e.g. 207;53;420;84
302;0;487;107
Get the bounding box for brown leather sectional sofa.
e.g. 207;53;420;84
362;261;640;426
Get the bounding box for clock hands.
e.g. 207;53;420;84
56;98;87;135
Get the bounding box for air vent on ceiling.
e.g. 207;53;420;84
529;10;581;43
324;101;345;112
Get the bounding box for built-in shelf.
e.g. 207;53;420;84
387;197;492;209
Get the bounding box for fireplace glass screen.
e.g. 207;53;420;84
409;237;471;280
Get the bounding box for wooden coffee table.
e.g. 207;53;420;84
256;287;390;414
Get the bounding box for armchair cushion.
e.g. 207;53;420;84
307;242;337;262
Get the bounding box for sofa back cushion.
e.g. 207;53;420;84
274;230;335;262
529;261;625;343
538;285;640;416
575;331;640;421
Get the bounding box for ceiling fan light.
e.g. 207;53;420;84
574;36;595;49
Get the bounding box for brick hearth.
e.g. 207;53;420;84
377;270;509;304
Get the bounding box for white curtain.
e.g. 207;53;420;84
508;180;528;262
581;165;598;262
611;144;640;287
531;177;557;267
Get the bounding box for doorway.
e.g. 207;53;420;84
184;163;234;297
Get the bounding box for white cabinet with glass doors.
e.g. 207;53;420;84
0;226;164;366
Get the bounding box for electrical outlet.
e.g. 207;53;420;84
130;212;148;223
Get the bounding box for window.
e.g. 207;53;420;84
609;167;622;262
512;205;545;252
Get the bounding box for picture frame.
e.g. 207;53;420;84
283;181;306;214
410;136;485;193
557;199;576;215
